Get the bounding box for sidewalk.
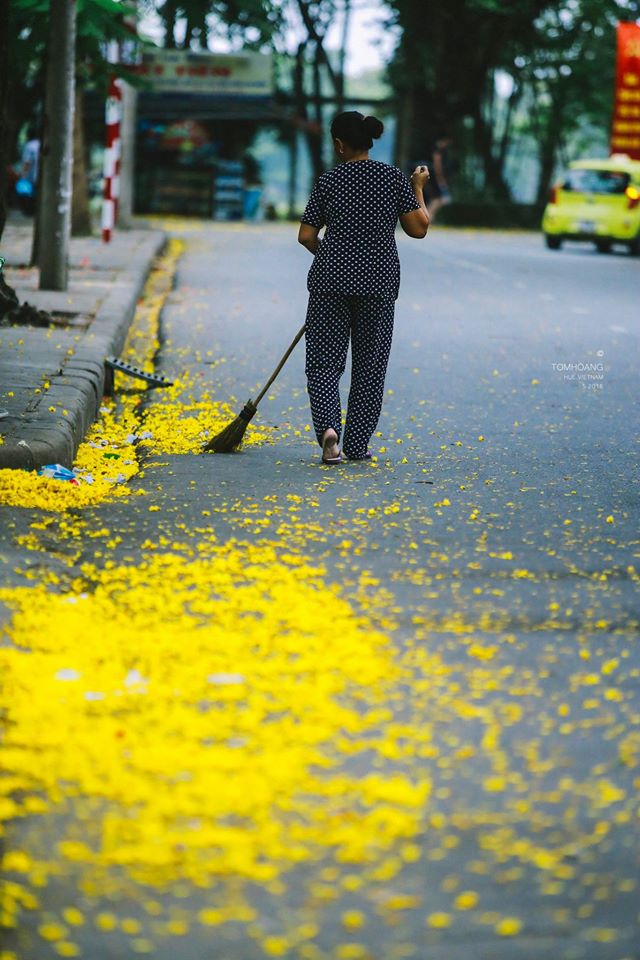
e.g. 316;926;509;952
0;222;165;469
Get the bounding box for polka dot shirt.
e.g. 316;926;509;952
301;159;420;300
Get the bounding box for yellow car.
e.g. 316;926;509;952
542;155;640;255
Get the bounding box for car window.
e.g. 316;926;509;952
562;169;630;194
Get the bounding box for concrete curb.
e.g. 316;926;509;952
0;232;165;471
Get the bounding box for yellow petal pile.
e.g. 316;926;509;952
0;238;271;512
1;541;429;887
0;402;142;510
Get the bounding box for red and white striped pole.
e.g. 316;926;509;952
102;75;122;243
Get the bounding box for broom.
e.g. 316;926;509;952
203;324;306;453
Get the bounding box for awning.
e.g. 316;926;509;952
138;93;287;123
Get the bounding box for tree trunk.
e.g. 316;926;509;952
336;0;351;112
294;42;321;189
535;86;566;208
182;17;194;49
162;0;178;48
28;59;48;268
39;0;77;291
30;115;45;268
472;109;511;201
536;151;556;208
72;85;91;236
394;89;414;172
497;80;521;175
310;43;324;176
198;13;208;49
0;0;12;243
295;0;340;96
287;127;298;220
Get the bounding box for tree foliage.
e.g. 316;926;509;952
501;0;640;202
0;0;141;241
4;0;639;242
386;0;640;200
155;0;286;50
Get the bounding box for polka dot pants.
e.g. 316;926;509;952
305;293;395;459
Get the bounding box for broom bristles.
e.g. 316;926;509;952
202;400;257;453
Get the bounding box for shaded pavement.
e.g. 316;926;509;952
0;222;164;469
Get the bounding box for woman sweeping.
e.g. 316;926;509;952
298;111;430;464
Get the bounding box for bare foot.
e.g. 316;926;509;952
322;428;341;462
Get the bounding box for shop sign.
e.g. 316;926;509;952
137;50;273;97
611;22;640;159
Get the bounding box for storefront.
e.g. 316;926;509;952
133;50;282;219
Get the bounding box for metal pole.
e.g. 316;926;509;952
39;0;77;291
102;75;122;243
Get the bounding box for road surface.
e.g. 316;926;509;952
1;224;638;960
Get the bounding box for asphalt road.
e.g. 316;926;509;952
156;223;640;628
1;224;639;960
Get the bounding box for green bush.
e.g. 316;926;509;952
436;203;545;230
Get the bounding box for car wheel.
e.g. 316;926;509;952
628;233;640;257
545;234;562;250
595;239;611;254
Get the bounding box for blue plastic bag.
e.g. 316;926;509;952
15;178;34;197
38;463;80;485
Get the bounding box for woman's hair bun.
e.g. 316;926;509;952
330;111;384;150
363;115;384;140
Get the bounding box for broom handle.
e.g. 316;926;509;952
253;324;306;408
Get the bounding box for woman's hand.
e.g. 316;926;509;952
401;166;430;238
410;165;430;190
